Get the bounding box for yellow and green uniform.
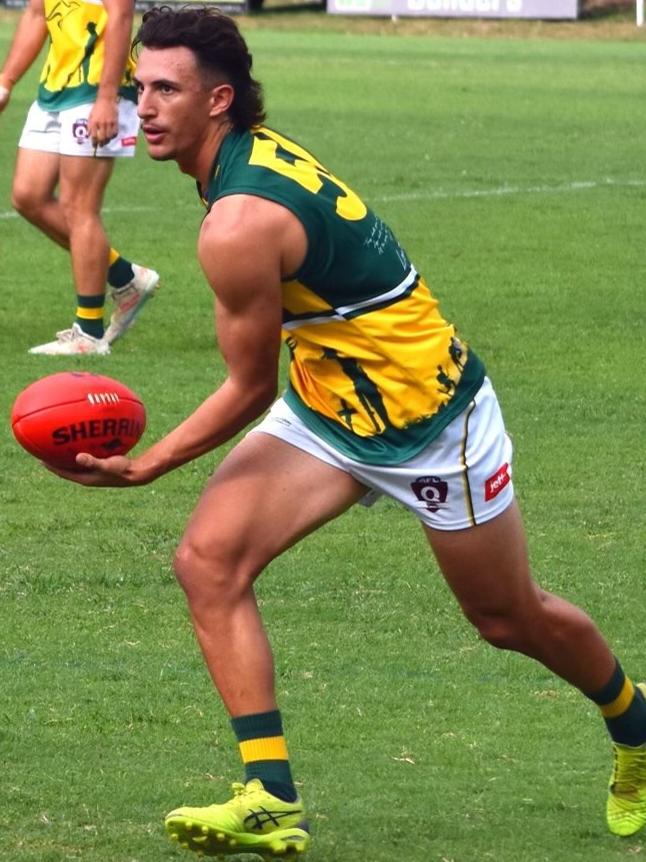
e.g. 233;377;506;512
38;0;136;110
201;127;486;465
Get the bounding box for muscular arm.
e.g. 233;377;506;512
51;195;300;487
128;202;284;477
0;0;48;112
88;0;134;146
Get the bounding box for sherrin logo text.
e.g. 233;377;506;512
52;418;144;445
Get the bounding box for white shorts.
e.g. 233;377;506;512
251;377;514;531
18;99;139;157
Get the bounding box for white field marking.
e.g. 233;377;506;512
1;178;645;221
375;177;646;204
0;204;164;219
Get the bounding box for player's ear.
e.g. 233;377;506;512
209;83;234;119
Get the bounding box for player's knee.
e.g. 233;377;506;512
172;539;220;595
11;183;42;220
468;611;527;652
173;536;256;605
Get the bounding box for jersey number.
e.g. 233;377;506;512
249;128;367;222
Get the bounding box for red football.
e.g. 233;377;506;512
11;371;146;470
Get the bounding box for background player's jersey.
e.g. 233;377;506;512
203;127;485;465
38;0;137;110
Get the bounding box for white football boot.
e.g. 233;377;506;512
29;323;110;356
105;264;159;344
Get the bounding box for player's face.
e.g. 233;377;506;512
135;46;219;167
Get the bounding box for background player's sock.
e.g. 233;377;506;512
107;248;135;288
75;294;104;338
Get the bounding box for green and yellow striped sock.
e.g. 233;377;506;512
75;294;104;339
588;660;646;746
231;710;297;803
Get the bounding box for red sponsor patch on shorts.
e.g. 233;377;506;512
120;135;137;147
485;462;510;501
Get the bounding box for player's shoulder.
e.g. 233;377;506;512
203;193;300;248
199;193;307;289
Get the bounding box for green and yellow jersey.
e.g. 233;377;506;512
38;0;136;110
202;127;485;465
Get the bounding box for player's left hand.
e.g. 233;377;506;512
88;97;119;148
44;453;146;487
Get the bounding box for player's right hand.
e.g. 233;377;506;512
0;84;11;112
88;95;119;148
44;453;148;487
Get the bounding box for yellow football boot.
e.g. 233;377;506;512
165;778;310;858
607;742;646;836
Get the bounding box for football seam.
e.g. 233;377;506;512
12;396;143;426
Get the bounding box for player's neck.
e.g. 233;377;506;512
178;119;234;187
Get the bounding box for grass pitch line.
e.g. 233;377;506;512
0;204;165;219
1;177;645;221
376;176;646;203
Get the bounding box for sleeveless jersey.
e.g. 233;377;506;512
38;0;137;110
202;127;485;465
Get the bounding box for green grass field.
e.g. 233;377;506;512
1;10;646;862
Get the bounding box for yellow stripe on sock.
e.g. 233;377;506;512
601;678;635;719
76;306;104;320
108;247;120;266
239;736;289;763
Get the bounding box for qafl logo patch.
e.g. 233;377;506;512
411;476;449;512
72;118;89;144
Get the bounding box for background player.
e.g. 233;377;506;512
0;0;158;355
48;6;646;856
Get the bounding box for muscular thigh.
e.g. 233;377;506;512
424;498;541;620
181;431;368;571
59;154;114;212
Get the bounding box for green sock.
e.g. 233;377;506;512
588;660;646;746
75;294;104;339
231;710;297;803
107;254;135;289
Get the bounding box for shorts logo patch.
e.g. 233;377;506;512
485;462;510;501
121;135;137;147
72;119;89;144
411;476;448;512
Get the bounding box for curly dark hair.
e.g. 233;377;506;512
133;5;266;131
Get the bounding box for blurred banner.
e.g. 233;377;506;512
0;0;249;8
327;0;579;17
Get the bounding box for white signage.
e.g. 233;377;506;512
328;0;579;18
